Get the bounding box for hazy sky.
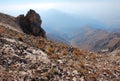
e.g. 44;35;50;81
0;0;120;26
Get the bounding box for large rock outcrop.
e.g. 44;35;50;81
16;9;46;38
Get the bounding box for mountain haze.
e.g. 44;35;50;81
41;10;108;33
40;10;120;53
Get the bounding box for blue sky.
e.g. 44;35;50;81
0;0;120;26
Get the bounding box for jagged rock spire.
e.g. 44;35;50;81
17;9;46;38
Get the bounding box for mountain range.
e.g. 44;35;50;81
40;10;120;53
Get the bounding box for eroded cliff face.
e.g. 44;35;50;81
16;9;46;38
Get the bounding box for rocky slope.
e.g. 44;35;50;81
0;10;120;81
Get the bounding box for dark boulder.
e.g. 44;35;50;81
16;9;46;38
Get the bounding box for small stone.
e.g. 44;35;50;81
72;70;78;75
72;77;77;81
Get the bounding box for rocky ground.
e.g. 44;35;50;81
0;22;120;81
